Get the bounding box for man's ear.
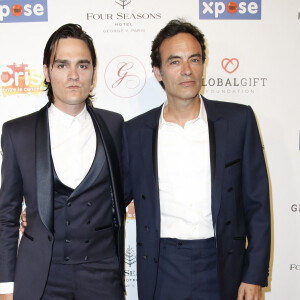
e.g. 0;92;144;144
92;68;96;86
43;64;50;83
153;66;163;82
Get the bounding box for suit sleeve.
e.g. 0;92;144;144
241;106;271;287
122;124;133;207
0;123;24;282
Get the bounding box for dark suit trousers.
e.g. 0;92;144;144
154;238;220;300
41;256;124;300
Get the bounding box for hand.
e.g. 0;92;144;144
20;208;27;233
237;282;262;300
0;294;13;300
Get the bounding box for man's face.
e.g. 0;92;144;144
153;33;203;104
43;38;95;112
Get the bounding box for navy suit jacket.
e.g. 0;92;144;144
123;96;270;300
0;103;125;300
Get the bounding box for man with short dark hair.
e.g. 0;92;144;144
123;19;271;300
0;24;125;300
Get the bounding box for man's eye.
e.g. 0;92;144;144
57;64;65;69
79;64;88;69
170;60;179;65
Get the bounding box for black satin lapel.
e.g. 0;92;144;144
208;119;216;187
36;105;53;233
70;118;105;199
210;118;227;227
152;124;159;188
87;106;123;223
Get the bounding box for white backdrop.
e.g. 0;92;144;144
0;0;300;299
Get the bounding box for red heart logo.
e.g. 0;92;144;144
221;58;239;73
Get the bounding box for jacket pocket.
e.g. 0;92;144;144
23;232;34;241
95;224;113;231
225;158;241;168
233;236;245;241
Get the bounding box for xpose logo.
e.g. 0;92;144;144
0;0;48;23
199;0;261;20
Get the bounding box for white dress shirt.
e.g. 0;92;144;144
0;282;14;294
48;104;96;189
158;97;214;240
0;104;96;294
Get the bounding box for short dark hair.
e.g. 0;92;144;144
43;23;97;105
151;19;206;69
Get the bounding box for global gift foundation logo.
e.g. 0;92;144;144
199;0;261;20
0;63;44;97
202;57;267;96
291;204;300;212
290;264;300;271
0;0;48;23
221;58;239;74
105;55;146;98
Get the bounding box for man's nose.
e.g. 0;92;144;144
181;61;192;76
68;67;79;80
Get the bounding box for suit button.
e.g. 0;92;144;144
227;187;233;192
85;256;89;261
85;240;90;243
87;202;92;207
65;257;70;261
67;201;71;207
143;255;147;259
137;242;142;246
178;242;183;246
48;235;52;241
66;220;71;225
142;194;146;200
87;220;91;225
228;249;234;254
154;258;158;263
226;220;231;225
145;225;149;231
65;239;71;243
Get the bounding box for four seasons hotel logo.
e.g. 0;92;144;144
115;0;132;9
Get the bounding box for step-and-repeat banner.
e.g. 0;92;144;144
0;0;299;299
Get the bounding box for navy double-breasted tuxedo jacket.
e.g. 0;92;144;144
123;96;271;300
0;103;125;299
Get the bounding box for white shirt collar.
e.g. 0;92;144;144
48;103;89;127
159;95;207;127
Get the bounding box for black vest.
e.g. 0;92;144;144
51;128;115;264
